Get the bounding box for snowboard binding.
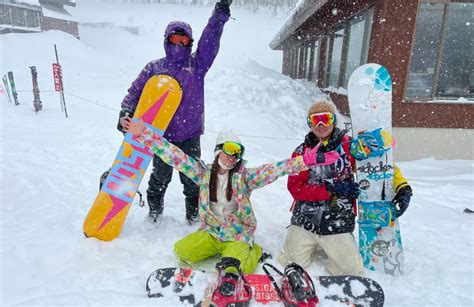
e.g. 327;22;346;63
350;128;392;160
211;257;252;307
263;262;319;307
358;200;396;228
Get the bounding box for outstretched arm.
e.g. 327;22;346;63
244;144;340;191
123;118;204;184
287;148;333;202
195;1;231;73
243;157;308;191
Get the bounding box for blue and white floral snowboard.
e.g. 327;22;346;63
348;63;404;276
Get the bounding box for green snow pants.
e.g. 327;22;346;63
174;230;262;274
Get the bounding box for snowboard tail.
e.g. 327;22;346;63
83;75;182;241
146;267;385;307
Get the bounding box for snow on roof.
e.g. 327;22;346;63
270;0;329;50
10;0;41;7
42;4;76;22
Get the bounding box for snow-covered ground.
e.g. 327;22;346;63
1;1;473;306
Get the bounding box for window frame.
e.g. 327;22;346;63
0;4;41;29
326;25;346;88
322;7;374;89
25;10;40;28
308;38;321;82
405;1;473;102
305;41;314;81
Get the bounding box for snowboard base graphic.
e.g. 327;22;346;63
348;63;404;276
83;74;182;241
146;267;385;307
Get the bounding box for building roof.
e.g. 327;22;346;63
270;0;328;50
41;3;76;22
38;0;76;7
12;0;41;6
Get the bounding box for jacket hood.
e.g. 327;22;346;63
163;21;193;64
164;21;193;40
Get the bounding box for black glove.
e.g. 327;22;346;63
326;180;360;199
392;186;412;218
117;109;134;133
215;0;232;17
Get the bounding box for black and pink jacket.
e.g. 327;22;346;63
287;129;357;235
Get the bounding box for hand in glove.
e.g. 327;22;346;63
117;109;134;133
326;180;360;199
215;0;232;17
392;185;412;218
303;141;340;167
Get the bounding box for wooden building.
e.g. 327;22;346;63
270;0;473;160
0;0;78;38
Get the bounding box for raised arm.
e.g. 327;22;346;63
195;2;231;73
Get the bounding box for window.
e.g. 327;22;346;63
322;37;331;87
295;47;302;78
291;47;298;78
288;48;294;78
437;3;473;98
298;45;306;79
307;39;321;82
26;10;40;28
344;10;373;85
322;8;374;89
290;48;296;78
305;43;314;80
407;2;473;100
11;7;26;27
311;40;320;82
0;5;11;25
328;27;344;87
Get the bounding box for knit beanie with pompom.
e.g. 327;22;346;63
307;99;337;117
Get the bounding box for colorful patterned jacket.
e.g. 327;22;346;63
138;127;309;246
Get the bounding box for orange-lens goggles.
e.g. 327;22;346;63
168;34;192;46
221;141;244;159
307;112;335;127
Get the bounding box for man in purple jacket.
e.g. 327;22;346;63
117;0;232;225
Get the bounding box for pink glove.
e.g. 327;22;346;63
303;141;340;167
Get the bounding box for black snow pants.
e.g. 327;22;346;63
146;136;201;221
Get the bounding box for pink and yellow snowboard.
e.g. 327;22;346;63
83;75;182;241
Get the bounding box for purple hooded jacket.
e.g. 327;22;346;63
121;9;229;142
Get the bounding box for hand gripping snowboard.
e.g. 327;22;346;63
146;267;385;307
348;63;404;276
83;75;182;241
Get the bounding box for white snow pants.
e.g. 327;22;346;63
277;225;364;276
